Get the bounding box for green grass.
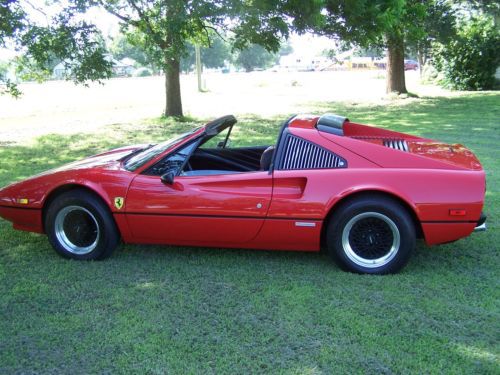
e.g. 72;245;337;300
0;93;499;374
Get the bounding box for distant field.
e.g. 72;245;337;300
0;69;449;144
0;73;499;373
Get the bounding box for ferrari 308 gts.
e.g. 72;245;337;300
0;114;486;274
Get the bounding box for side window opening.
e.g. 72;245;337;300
144;122;291;177
200;126;232;149
143;136;264;177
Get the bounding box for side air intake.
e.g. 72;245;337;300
279;135;347;170
383;139;409;152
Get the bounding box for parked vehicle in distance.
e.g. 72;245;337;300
404;59;419;70
0;114;486;274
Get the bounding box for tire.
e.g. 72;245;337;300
45;190;120;260
326;195;415;274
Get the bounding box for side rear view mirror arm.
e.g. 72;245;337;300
160;171;175;185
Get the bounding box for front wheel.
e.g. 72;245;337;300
45;190;120;260
326;196;416;274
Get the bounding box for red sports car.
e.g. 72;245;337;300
0;114;486;274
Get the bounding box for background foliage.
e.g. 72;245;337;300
432;17;500;90
0;0;113;96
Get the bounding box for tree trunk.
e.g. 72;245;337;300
386;33;407;94
164;58;183;117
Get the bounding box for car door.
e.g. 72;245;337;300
125;142;272;245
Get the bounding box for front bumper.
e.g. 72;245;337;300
0;205;44;233
474;212;487;232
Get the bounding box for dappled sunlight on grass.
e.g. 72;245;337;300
454;343;499;363
135;281;158;290
288;366;323;375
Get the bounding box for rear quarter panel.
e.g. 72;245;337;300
270;168;485;223
273;127;485;246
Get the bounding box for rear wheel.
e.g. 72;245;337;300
45;190;120;260
326;196;415;274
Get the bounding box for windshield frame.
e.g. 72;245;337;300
123;127;202;172
123;115;238;173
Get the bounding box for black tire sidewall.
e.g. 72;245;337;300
45;190;119;260
327;196;416;274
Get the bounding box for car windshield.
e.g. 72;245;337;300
124;128;200;171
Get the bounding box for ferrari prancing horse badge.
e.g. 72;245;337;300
114;197;124;210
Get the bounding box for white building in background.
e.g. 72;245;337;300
53;62;69;79
53;55;136;79
278;54;333;72
113;58;135;76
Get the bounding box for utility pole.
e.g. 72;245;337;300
195;44;203;92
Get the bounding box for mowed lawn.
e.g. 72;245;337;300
0;93;499;374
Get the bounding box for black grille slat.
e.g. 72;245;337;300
383;139;409;152
279;135;346;170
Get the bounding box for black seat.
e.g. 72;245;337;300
260;146;275;170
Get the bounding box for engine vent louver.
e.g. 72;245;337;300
383;139;409;152
279;135;346;170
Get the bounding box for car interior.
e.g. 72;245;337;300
183;145;275;176
145;119;276;177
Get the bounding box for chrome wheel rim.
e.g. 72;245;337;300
54;206;99;255
342;212;400;268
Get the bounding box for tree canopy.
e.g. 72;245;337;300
234;44;276;72
0;0;112;96
433;16;499;90
180;37;232;72
109;33;150;68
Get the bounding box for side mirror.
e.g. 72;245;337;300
160;171;175;185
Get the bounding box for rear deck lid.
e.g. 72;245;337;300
407;141;482;171
358;137;483;170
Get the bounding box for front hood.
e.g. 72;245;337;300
0;144;145;198
0;144;145;209
40;144;149;175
